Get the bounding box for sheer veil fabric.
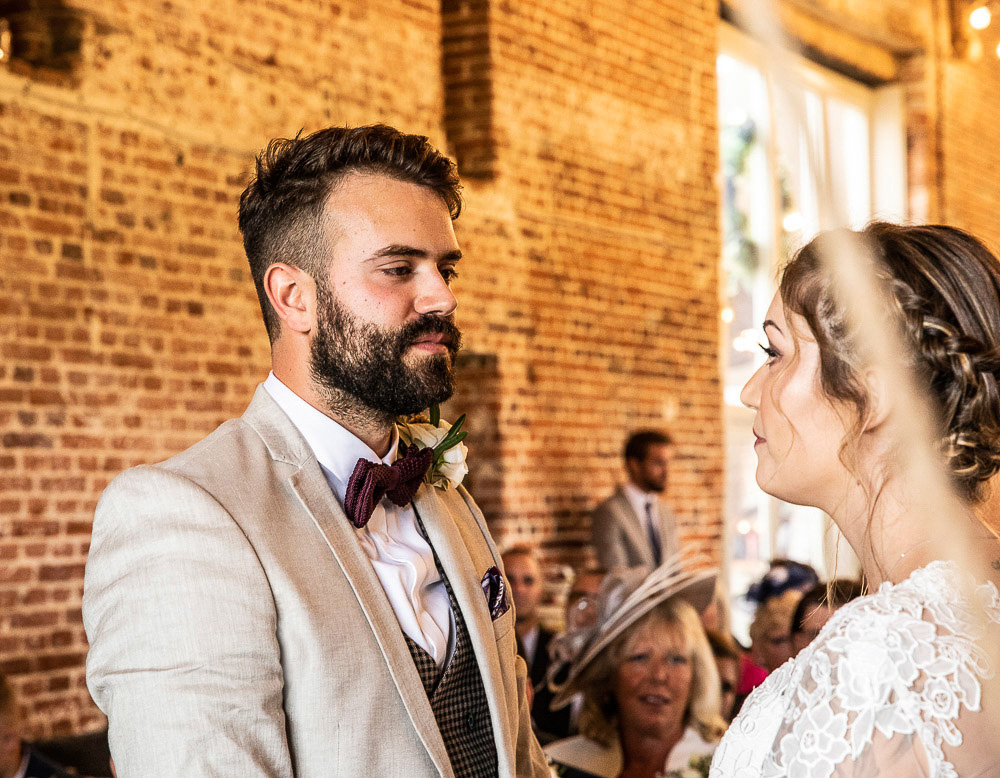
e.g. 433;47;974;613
710;561;1000;778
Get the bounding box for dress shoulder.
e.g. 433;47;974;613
712;562;1000;778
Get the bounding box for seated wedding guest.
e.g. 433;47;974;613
747;589;801;675
544;555;724;778
790;578;863;654
699;579;731;637
504;545;552;680
503;544;565;742
705;630;741;722
744;558;818;606
733;589;801;717
564;567;606;632
712;223;1000;776
0;678;74;778
534;566;608;744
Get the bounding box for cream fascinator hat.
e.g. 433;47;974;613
548;551;717;709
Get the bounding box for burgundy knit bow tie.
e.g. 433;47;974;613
343;444;434;529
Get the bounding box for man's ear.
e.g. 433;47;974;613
861;366;892;432
264;262;313;334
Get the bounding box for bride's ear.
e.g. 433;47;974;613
861;367;892;432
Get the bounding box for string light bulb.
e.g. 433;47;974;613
0;19;10;63
969;5;992;30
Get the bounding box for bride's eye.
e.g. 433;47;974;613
759;342;780;363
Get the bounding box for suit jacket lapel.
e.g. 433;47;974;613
244;389;454;778
611;488;654;566
656;499;679;561
412;485;516;776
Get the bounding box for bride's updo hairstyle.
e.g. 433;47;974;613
779;222;1000;503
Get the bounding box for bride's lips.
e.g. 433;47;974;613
753;430;765;447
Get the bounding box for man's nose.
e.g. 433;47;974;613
414;268;458;316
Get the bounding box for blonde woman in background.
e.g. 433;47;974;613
544;558;725;778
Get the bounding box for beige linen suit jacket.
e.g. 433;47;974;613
83;386;548;778
589;487;680;571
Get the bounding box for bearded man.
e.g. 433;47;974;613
83;125;548;778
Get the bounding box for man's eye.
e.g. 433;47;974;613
440;267;459;282
382;266;411;277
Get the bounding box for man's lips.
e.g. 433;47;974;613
409;333;453;351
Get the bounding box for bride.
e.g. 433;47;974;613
711;222;1000;777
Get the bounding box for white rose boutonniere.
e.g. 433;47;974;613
397;404;469;490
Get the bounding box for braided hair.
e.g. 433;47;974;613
780;222;1000;503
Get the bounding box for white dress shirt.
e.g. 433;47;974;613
263;373;453;666
622;481;661;550
520;624;539;667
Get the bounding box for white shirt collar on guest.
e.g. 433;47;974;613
622;481;657;520
262;371;399;505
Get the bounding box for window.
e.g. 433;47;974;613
716;25;907;642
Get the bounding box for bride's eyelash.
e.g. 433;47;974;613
760;343;779;359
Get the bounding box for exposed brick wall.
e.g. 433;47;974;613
1;0;999;741
0;0;446;738
468;0;724;575
941;57;1000;247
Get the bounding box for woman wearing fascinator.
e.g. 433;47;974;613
543;554;726;778
711;223;1000;777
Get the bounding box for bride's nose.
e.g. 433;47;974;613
740;365;764;410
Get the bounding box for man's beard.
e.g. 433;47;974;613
641;476;667;494
309;280;462;418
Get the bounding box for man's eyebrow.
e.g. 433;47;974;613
763;319;782;335
365;244;463;262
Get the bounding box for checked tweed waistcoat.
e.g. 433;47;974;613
404;513;498;778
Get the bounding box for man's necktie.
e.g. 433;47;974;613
645;501;662;564
343;444;434;528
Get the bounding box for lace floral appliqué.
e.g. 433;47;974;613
710;562;1000;778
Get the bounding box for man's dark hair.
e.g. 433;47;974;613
623;430;674;462
238;124;463;342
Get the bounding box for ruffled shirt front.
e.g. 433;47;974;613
263;373;452;665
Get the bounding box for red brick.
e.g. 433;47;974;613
0;0;993;743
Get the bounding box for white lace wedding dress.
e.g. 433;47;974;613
710;562;1000;778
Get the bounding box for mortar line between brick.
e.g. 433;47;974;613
0;77;256;158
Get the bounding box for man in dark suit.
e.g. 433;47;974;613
501;545;574;742
590;430;680;571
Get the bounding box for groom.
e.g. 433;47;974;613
83;125;548;778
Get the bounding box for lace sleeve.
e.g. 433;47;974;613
762;573;1000;778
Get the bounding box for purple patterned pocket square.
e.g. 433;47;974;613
481;565;510;620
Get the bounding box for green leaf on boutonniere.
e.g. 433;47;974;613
434;414;465;452
429;403;441;428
